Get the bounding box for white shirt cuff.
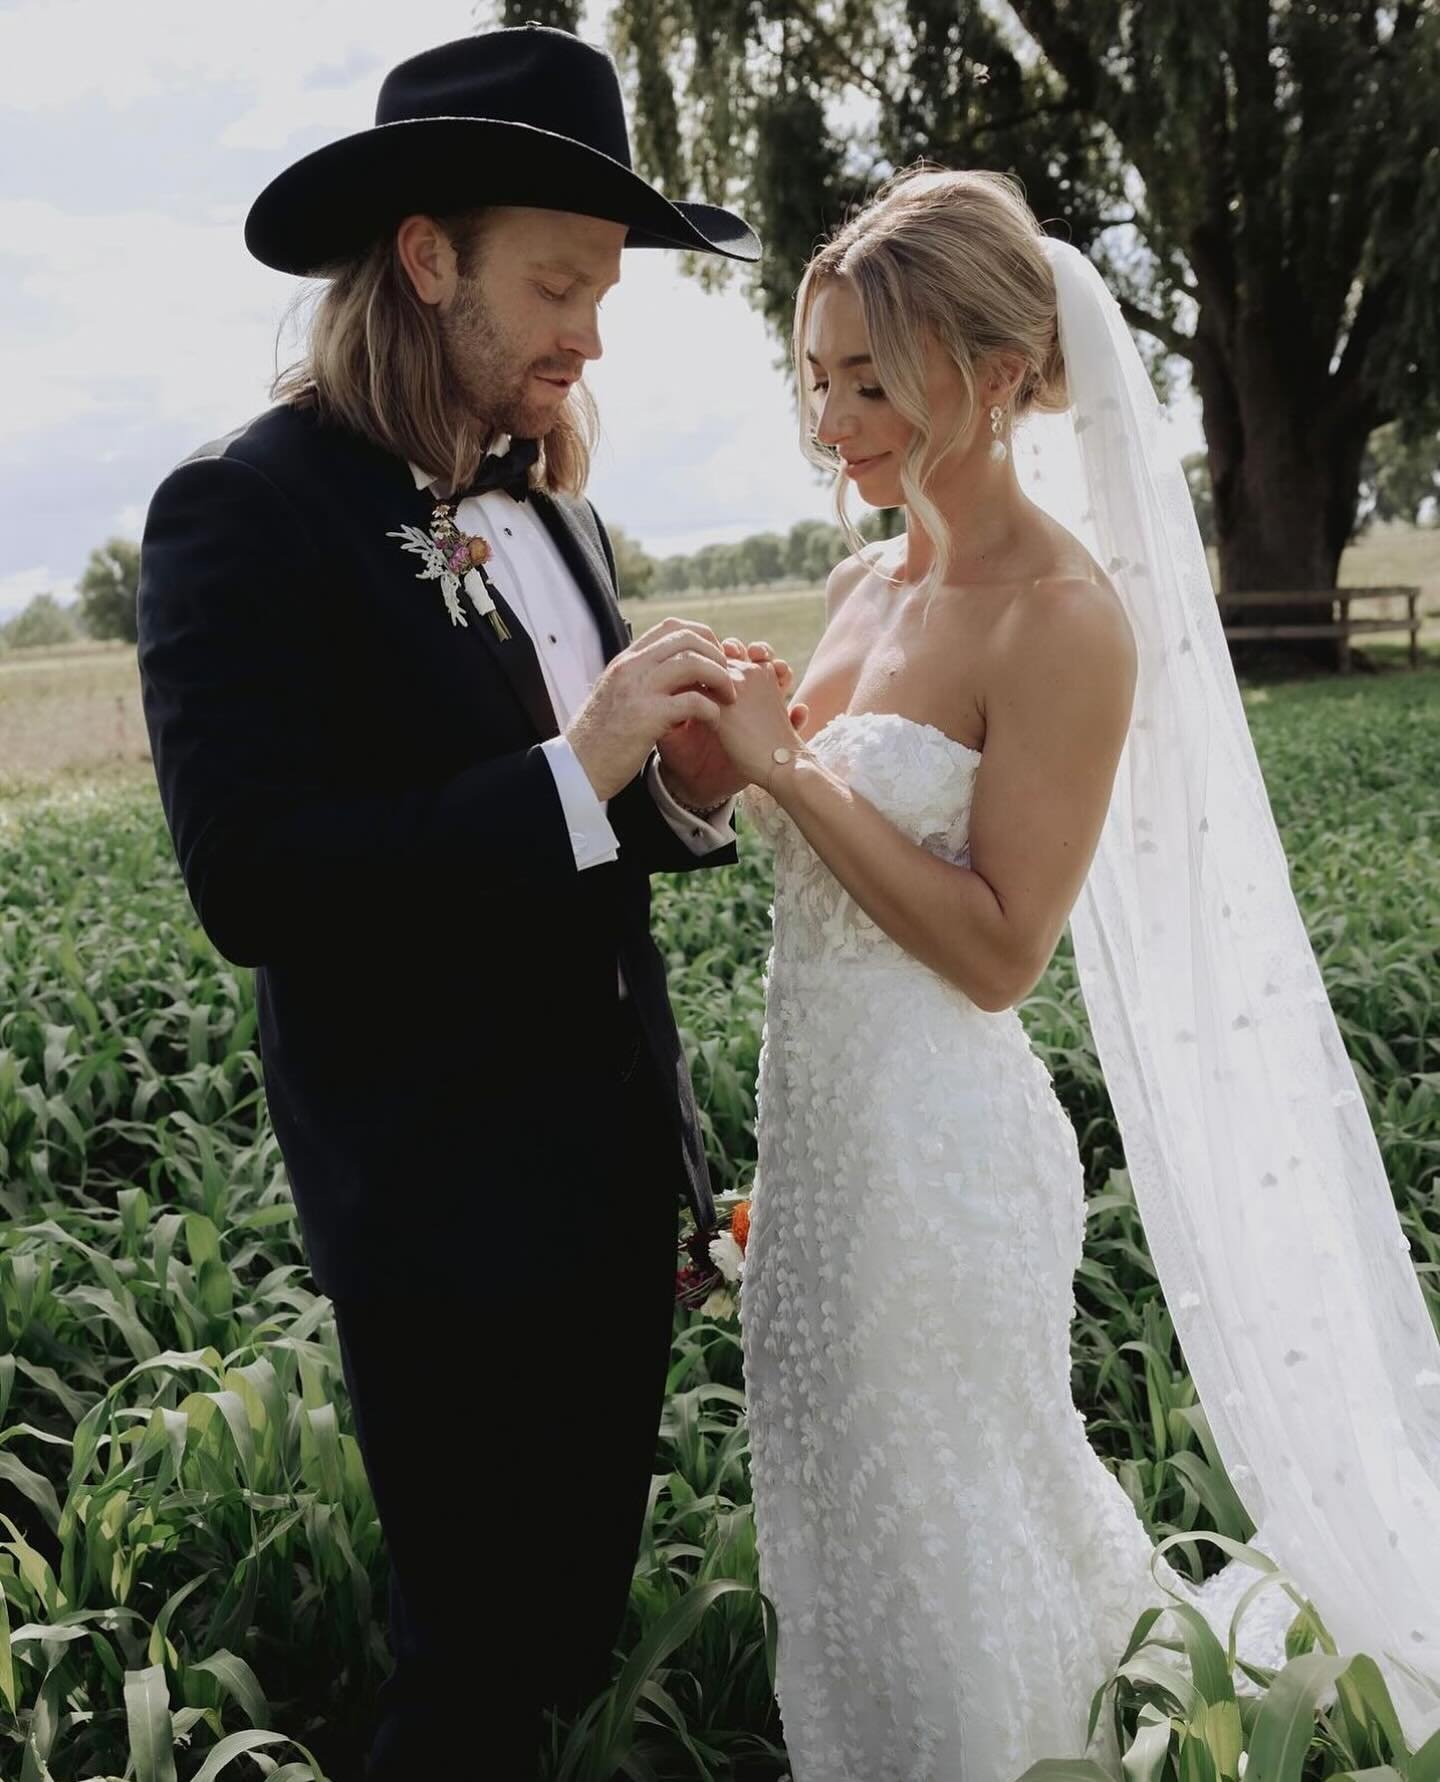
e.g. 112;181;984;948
646;753;737;853
541;734;620;870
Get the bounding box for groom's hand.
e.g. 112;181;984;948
568;617;737;802
657;638;806;807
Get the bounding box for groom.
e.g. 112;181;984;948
137;27;777;1778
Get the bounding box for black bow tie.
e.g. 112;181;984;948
457;436;540;503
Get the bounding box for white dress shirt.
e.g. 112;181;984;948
407;454;736;988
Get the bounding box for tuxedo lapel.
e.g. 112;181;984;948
395;476;560;742
529;492;630;662
472;577;560;741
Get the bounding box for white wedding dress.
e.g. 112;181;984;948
738;709;1295;1782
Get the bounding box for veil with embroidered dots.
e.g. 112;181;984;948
1018;237;1440;1739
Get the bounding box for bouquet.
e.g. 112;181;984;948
676;1193;751;1321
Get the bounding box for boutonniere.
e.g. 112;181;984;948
386;500;512;640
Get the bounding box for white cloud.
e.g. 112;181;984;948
0;0;832;553
0;197;299;446
0;3;821;580
0;0;1203;583
220;68;383;153
584;251;833;548
0;188;829;551
0;0;478;136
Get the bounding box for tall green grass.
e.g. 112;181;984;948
1;670;1437;1779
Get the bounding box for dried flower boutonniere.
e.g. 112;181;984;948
386;500;512;640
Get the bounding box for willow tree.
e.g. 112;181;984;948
495;0;581;28
504;0;1439;646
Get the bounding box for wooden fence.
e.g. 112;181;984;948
1217;586;1422;671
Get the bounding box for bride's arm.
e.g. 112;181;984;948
715;580;1137;1010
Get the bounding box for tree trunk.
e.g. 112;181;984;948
1193;327;1371;672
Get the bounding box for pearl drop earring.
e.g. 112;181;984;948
989;404;1008;464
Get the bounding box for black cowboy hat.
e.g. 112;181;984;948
244;26;759;276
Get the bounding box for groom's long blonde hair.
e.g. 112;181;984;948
794;167;1070;590
271;208;597;496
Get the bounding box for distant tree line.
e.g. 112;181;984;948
619;510;903;599
624;431;1437;596
1;538;140;652
2;517;899;654
7;442;1434;650
2;517;886;653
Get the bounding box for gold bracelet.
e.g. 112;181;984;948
764;743;813;794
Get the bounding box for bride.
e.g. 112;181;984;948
703;167;1440;1781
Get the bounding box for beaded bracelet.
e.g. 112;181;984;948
676;790;734;818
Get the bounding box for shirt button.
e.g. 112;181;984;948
548;633;557;644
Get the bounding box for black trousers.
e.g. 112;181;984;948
332;996;683;1779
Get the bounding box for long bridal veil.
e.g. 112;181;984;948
1017;237;1440;1743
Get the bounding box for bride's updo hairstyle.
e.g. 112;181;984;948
794;166;1069;588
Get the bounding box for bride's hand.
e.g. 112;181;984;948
712;657;810;785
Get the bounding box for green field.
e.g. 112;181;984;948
3;518;1437;794
1;617;1439;1771
624;585;828;681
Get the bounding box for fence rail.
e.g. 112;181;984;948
1217;586;1421;671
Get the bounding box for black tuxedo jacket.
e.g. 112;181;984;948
137;401;735;1298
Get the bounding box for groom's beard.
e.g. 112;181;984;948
438;273;577;441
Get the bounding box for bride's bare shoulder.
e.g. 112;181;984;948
1032;563;1129;626
994;566;1137;716
824;539;895;620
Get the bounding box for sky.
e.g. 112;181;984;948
0;0;1203;622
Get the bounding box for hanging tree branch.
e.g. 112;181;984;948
1117;300;1193;360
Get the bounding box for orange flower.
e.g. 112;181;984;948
468;535;492;566
731;1198;751;1253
